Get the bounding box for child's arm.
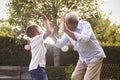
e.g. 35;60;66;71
41;14;53;39
49;22;57;44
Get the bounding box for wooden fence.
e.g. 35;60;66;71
0;66;31;80
100;64;120;80
0;64;120;80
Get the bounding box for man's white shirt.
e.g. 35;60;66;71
55;21;106;64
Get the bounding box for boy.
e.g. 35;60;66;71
25;14;52;80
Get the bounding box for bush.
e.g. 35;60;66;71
46;66;65;80
65;64;75;80
0;36;120;66
0;37;31;66
103;46;120;64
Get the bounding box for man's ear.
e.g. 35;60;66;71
73;21;78;26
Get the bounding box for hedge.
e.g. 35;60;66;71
0;36;120;66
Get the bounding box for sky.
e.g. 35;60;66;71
0;0;9;19
0;0;120;24
100;0;120;25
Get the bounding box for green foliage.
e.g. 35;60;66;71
0;20;12;37
88;13;120;46
102;24;120;46
7;0;39;39
6;0;120;46
0;37;120;66
7;0;100;39
46;66;65;80
65;64;75;80
103;46;120;64
0;37;30;66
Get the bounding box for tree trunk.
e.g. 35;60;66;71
53;46;60;66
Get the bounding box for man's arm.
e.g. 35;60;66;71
51;33;70;48
64;28;77;41
60;16;77;41
74;21;92;42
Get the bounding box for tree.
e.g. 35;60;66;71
88;13;120;46
103;24;120;46
8;0;100;38
8;0;39;40
0;19;12;37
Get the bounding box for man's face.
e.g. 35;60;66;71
65;19;78;31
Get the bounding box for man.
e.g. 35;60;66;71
51;12;106;80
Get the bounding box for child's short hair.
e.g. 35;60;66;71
26;25;38;38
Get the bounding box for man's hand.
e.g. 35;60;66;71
60;16;77;41
60;16;69;32
49;22;55;34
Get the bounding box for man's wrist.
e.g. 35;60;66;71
64;28;69;33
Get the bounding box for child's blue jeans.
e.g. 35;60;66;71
29;65;48;80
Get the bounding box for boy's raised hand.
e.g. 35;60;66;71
40;13;55;35
40;13;48;21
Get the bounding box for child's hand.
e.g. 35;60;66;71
40;13;47;21
24;44;31;51
61;16;65;22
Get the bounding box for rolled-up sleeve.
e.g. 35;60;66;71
55;34;69;48
74;21;92;43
